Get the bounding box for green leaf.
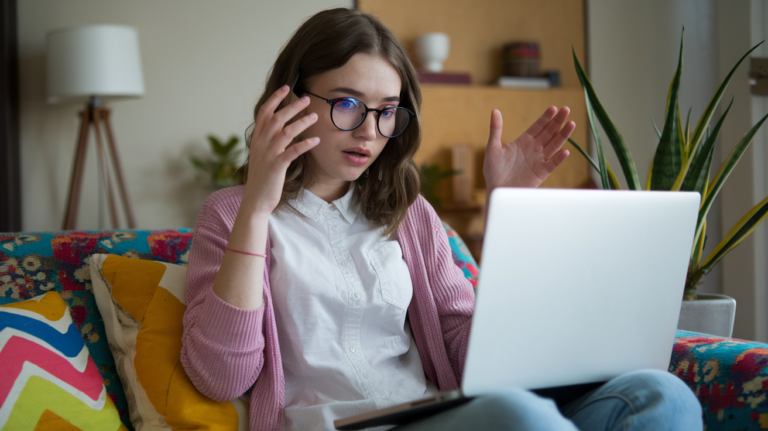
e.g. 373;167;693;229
677;105;687;161
223;136;240;154
680;99;732;195
684;107;692;152
567;138;621;189
690;220;706;267
652;116;662;140
567;138;599;172
688;41;764;162
190;156;206;170
573;48;640;190
695;112;768;245
651;30;684;190
583;89;611;190
702;193;768;272
208;135;227;156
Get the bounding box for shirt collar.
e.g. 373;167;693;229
290;183;358;225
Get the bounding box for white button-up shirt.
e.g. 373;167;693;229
268;186;436;431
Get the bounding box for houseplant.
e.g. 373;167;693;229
419;163;461;207
568;30;768;307
190;135;242;189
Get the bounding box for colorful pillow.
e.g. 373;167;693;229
0;229;195;430
671;330;768;430
443;222;479;288
0;291;127;430
89;254;248;430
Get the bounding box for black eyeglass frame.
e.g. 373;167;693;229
302;90;415;139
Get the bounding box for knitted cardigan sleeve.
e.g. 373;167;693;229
402;195;475;388
180;187;268;402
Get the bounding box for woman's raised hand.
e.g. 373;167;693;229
483;107;575;191
243;85;320;215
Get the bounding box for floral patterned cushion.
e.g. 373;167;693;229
671;330;768;430
442;223;479;288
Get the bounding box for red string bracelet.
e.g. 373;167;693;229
226;247;266;258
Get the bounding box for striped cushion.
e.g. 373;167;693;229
0;291;126;430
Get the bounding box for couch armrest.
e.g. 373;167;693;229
671;330;768;430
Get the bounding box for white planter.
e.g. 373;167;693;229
677;293;736;338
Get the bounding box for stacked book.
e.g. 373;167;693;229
496;76;551;89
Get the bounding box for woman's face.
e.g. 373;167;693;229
301;53;402;197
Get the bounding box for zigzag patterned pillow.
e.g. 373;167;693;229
0;291;126;430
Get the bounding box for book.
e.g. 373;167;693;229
497;76;551;89
418;71;472;85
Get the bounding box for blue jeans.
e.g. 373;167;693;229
393;370;702;431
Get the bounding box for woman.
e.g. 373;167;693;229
181;8;701;431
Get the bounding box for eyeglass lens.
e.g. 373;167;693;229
332;98;410;138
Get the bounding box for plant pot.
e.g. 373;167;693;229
677;293;736;337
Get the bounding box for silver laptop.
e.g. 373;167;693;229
335;188;700;430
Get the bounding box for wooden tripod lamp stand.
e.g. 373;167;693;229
46;25;145;230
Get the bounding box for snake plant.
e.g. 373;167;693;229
569;29;768;300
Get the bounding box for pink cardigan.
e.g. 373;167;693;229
180;186;475;431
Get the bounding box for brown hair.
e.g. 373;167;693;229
236;8;422;237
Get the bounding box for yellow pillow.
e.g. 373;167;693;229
89;254;248;430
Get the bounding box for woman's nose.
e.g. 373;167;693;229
354;111;378;141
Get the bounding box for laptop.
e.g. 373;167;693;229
334;188;701;430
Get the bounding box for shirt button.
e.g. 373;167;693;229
364;372;372;378
353;292;360;299
331;224;338;231
341;260;349;267
350;346;356;353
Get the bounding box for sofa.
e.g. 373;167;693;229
1;227;768;430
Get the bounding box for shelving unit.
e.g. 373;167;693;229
358;0;590;261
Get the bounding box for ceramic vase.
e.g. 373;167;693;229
415;33;450;72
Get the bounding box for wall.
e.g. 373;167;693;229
18;0;351;231
587;0;723;296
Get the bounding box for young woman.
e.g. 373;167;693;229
181;8;702;431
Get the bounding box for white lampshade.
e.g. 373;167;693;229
46;25;145;104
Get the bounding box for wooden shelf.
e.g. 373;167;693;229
357;0;586;89
358;0;590;244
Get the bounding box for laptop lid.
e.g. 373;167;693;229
461;188;700;397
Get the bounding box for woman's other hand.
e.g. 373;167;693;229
242;85;321;216
482;107;575;191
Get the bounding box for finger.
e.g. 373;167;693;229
279;136;321;164
545;149;570;173
521;106;557;139
543;120;576;159
254;84;291;136
266;95;313;138
486;109;503;150
534;107;571;142
273;112;319;151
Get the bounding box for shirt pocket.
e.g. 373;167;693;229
368;240;414;311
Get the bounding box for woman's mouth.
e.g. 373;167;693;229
343;151;369;166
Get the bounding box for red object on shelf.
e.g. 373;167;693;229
418;71;472;85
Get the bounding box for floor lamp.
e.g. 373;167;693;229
46;25;145;230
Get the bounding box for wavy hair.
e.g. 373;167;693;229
236;8;422;237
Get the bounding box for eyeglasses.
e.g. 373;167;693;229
304;91;414;139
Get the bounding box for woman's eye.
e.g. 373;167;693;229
337;99;359;110
381;108;396;118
